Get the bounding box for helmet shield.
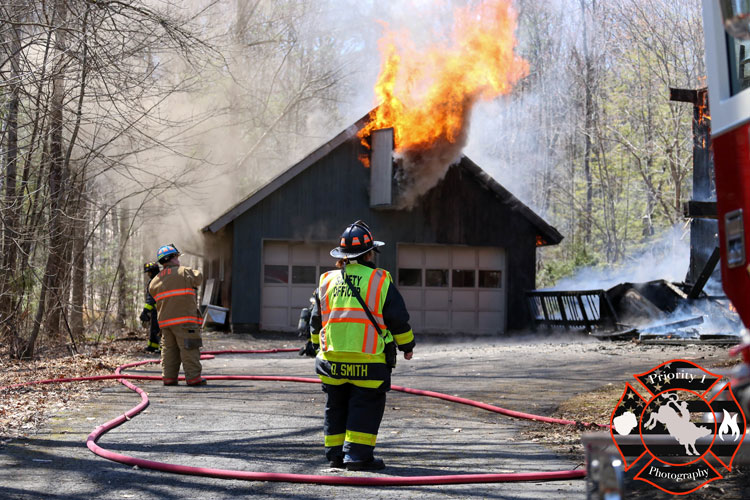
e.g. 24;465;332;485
330;220;384;259
143;262;160;274
156;244;180;264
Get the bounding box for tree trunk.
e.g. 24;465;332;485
115;206;129;330
1;8;22;344
21;257;53;359
41;0;69;342
70;185;88;339
580;0;596;245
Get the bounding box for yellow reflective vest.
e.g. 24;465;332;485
314;262;415;388
318;264;393;357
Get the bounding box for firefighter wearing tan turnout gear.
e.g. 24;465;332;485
148;244;206;386
310;221;415;471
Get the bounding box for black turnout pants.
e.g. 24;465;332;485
322;382;386;463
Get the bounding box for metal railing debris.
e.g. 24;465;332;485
526;289;618;332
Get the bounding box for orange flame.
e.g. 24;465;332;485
358;0;528;154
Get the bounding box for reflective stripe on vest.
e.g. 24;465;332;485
154;288;196;301
159;315;202;327
319;265;389;355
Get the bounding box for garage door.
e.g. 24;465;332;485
261;241;336;331
397;245;506;334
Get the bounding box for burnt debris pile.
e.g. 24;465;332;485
526;277;741;344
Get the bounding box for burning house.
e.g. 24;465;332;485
201;111;562;334
200;0;557;334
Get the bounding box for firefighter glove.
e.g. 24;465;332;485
298;340;317;357
139;309;150;323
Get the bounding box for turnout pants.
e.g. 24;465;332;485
161;325;202;383
148;314;161;350
322;382;386;463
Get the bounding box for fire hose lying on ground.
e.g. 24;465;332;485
1;348;603;486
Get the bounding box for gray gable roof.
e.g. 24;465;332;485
203;111;562;246
203;112;370;234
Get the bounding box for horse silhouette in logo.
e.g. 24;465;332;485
644;393;711;456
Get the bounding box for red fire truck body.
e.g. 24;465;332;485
704;1;750;367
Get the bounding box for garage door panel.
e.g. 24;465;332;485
264;242;289;265
478;312;503;331
424;310;449;330
398;246;423;267
319;246;332;262
263;241;329;332
425;247;451;268
291;244;318;264
478;248;504;268
452;311;475;332
263;307;288;328
263;286;288;307
452;247;476;267
291;286;315;307
397;244;506;334
401;289;423;309
408;311;423;330
478;290;503;310
424;289;450;308
452;290;476;311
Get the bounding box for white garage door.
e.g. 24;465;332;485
261;241;336;331
397;245;506;334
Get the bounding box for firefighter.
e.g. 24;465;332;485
309;220;415;471
139;262;161;353
149;244;206;386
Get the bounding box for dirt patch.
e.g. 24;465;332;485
0;335;150;439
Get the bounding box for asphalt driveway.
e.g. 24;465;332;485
0;333;732;499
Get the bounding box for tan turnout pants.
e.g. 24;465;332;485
161;325;203;383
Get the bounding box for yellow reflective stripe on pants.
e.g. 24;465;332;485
345;430;377;446
324;433;345;447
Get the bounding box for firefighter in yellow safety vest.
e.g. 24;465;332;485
149;244;206;386
309;220;415;471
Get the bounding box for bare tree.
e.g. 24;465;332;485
1;0;221;358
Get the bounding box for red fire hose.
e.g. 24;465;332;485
4;348;596;486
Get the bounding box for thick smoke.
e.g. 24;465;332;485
396;145;466;209
394;108;473;209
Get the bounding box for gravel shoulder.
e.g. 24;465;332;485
0;332;742;499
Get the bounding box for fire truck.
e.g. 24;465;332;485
703;0;750;410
